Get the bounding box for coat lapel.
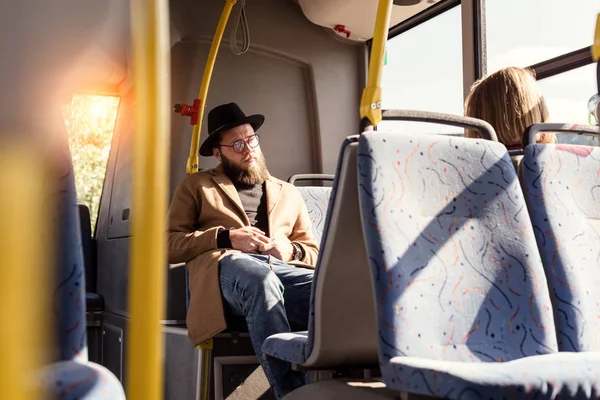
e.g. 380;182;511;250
211;169;249;225
210;166;281;227
265;177;282;216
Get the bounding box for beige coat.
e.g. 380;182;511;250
167;165;319;346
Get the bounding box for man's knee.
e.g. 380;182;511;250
220;253;284;296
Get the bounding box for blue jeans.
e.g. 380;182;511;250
219;253;313;399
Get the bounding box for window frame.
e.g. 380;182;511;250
370;0;595;126
529;47;593;80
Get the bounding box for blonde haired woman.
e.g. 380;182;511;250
465;66;555;149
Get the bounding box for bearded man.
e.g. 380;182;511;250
167;102;318;399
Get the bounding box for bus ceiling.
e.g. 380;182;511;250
297;0;444;42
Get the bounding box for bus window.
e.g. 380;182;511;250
380;5;463;136
62;94;120;229
537;64;600;145
486;0;600;72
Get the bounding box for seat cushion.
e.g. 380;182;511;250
385;352;600;399
262;331;309;365
78;204;97;293
35;360;125;400
85;292;104;312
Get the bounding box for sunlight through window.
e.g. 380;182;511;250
62;94;120;230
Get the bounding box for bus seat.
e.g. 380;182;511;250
285;353;600;400
262;136;379;369
288;173;335;186
296;186;332;244
380;352;600;399
521;142;600;351
288;173;334;245
78;205;97;292
78;204;105;312
55;171;92;362
41;148;124;398
86;292;105;312
35;360;126;399
357;131;579;398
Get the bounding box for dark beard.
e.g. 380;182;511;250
221;153;270;186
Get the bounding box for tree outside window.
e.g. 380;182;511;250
62;95;120;231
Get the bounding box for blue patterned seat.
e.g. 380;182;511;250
262;136;379;369
384;352;600;399
522;142;600;352
357;131;600;398
296;186;332;245
35;360;126;400
38;148;125;399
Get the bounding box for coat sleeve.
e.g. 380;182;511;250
288;192;319;267
167;179;223;264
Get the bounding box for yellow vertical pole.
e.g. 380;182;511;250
187;0;237;174
591;13;600;96
0;143;51;400
359;0;394;128
591;13;600;61
126;0;171;397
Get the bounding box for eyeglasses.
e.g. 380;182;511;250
218;134;260;154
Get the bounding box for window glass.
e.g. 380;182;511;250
538;64;597;124
63;94;120;229
380;5;463;135
538;64;600;145
486;0;600;73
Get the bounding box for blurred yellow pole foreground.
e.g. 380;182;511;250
126;0;171;398
0;142;52;400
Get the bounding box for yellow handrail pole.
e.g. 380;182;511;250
592;13;600;99
186;0;238;175
126;0;171;397
359;0;394;128
591;13;600;61
0;143;51;400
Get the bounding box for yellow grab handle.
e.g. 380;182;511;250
126;0;171;397
592;13;600;61
187;0;238;174
360;0;394;128
0;142;51;400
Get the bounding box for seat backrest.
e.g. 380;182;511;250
55;154;88;362
78;204;97;293
288;173;335;186
44;143;124;398
358;132;558;372
521;143;600;351
302;136;379;368
295;186;332;245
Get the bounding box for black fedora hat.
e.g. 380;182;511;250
199;102;265;157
